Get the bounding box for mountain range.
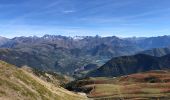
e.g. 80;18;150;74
1;35;170;75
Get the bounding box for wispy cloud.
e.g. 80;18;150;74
62;10;76;14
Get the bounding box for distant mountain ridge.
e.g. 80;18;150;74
87;54;170;77
0;36;10;47
1;35;170;75
140;47;170;57
1;35;170;49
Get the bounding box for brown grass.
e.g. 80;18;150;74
76;70;170;100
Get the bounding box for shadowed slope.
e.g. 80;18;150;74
87;54;170;77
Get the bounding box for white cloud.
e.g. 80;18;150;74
62;10;76;14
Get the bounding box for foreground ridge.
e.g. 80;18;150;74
0;60;87;100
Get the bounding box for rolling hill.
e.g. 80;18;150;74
87;54;170;77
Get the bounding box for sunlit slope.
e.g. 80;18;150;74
0;61;87;100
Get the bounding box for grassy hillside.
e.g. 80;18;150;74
67;70;170;100
0;60;87;100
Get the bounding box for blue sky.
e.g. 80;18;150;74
0;0;170;38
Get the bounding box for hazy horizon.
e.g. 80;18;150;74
1;34;170;39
